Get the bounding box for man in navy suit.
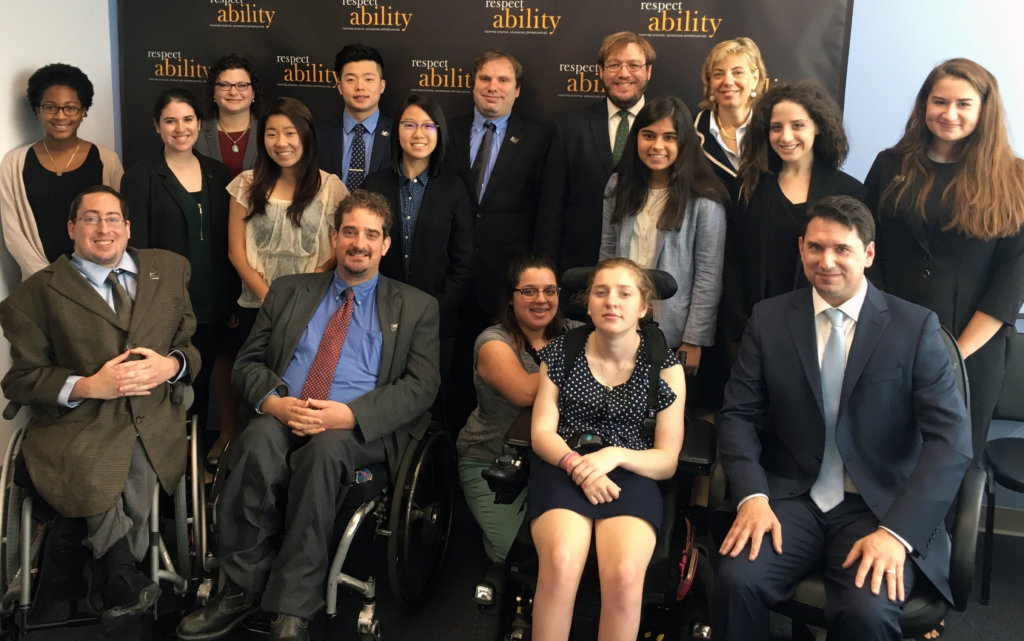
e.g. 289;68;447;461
534;31;655;273
315;44;392;190
713;195;971;640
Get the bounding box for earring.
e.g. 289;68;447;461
586;310;591;316
750;91;757;98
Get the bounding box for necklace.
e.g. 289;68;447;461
218;121;250;154
714;111;737;141
42;141;81;176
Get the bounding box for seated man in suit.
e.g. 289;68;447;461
316;43;392;190
0;185;198;631
534;31;655;273
713;195;972;640
177;190;440;641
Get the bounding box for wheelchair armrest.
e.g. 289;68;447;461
483;444;530;504
3;402;21;421
948;462;985;611
707;457;729;510
503;408;532;448
679;417;715;473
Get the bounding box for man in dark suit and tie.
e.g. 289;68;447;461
0;185;198;631
177;190;439;641
315;44;392;190
713;195;972;640
447;50;551;320
534;31;655;273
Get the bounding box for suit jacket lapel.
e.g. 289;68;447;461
375;277;400;384
482;112;524;203
131;249;160;332
840;284;889;412
370;116;392;170
48;257;124;328
589;101;615;175
275;273;333;374
787;291;824;418
156;159;196;236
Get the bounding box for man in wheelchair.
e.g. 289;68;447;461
713;196;972;640
178;190;439;641
0;185;198;631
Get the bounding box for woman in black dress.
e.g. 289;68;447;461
529;257;685;641
866;58;1024;462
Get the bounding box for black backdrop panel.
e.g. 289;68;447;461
118;0;853;165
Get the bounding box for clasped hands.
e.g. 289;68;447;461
263;394;356;436
564;448;621;506
74;347;180;400
719;496;909;601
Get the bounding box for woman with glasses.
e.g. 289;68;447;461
600;96;728;376
195;54;261;179
456;253;575;565
121;87;240;465
363;94;473;418
1;63;124;280
227;97;347;340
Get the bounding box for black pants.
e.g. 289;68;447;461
215;415;387;619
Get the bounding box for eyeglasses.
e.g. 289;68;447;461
399;121;439;133
602;61;647;73
214;82;252;92
39;103;83;116
513;286;560;299
73;215;126;226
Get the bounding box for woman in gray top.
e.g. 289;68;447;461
456;253;572;563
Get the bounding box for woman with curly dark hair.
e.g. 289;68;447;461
724;81;864;341
1;63;124;280
195;53;262;178
866;58;1024;464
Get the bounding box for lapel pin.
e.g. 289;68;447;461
382;130;390;137
149;272;160;280
390;323;399;332
510;136;520;144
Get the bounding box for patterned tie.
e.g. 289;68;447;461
810;308;847;512
300;288;355;401
106;269;132;325
612;110;630;163
471;121;496;202
347;123;367;190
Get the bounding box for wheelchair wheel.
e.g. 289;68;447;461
0;428;26;591
387;426;456;605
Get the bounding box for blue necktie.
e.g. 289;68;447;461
347;123;367;190
811;308;846;512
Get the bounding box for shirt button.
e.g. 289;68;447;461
922;269;931;278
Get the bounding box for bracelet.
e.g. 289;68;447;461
559;451;580;471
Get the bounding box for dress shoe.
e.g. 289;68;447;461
98;550;161;634
269;613;310;641
176;578;260;640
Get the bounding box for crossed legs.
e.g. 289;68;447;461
530;509;656;641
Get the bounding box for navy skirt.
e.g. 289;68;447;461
526;460;663;531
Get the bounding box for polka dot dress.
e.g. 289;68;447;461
540;329;679;450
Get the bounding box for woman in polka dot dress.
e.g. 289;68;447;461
528;257;686;641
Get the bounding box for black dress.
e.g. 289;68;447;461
23;145;103;262
527;332;679;530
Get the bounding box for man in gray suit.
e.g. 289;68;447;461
0;185;198;632
177;190;440;641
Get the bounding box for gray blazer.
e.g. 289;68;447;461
232;271;440;478
600;174;726;348
195;117;259;173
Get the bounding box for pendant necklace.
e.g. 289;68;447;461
42;141;81;176
219;121;250;154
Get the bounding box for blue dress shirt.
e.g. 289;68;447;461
341;110;381;183
398;165;430;277
468;108;510;200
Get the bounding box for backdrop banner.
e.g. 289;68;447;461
117;0;853;165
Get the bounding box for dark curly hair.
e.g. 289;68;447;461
205;53;261;118
26;63;94;111
738;81;849;203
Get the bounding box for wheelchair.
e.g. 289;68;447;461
195;418;457;641
474;267;718;641
0;400;205;638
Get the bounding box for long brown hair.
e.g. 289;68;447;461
499;254;565;353
246;97;322;227
881;58;1024;239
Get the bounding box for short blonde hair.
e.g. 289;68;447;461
698;37;766;111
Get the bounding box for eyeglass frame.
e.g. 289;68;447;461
213;81;253;92
38;103;84;116
512;286;560;299
601;61;649;73
71;215;127;227
398;120;439;133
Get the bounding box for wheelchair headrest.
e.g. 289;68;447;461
559;266;678;322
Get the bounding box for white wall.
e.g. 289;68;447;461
0;0;118;442
844;0;1023;179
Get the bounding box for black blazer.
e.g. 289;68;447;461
723;164;865;341
447;110;551;315
694;109;740;203
315;113;393;182
121;151;238;322
534;98;616;273
865;148;1024;337
362;168;473;337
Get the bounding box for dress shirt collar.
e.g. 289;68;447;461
811;278;868;323
606;95;645;122
343;109;380;135
398;163;431;187
472;108;511;132
335;271;379;306
71;250;138;287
